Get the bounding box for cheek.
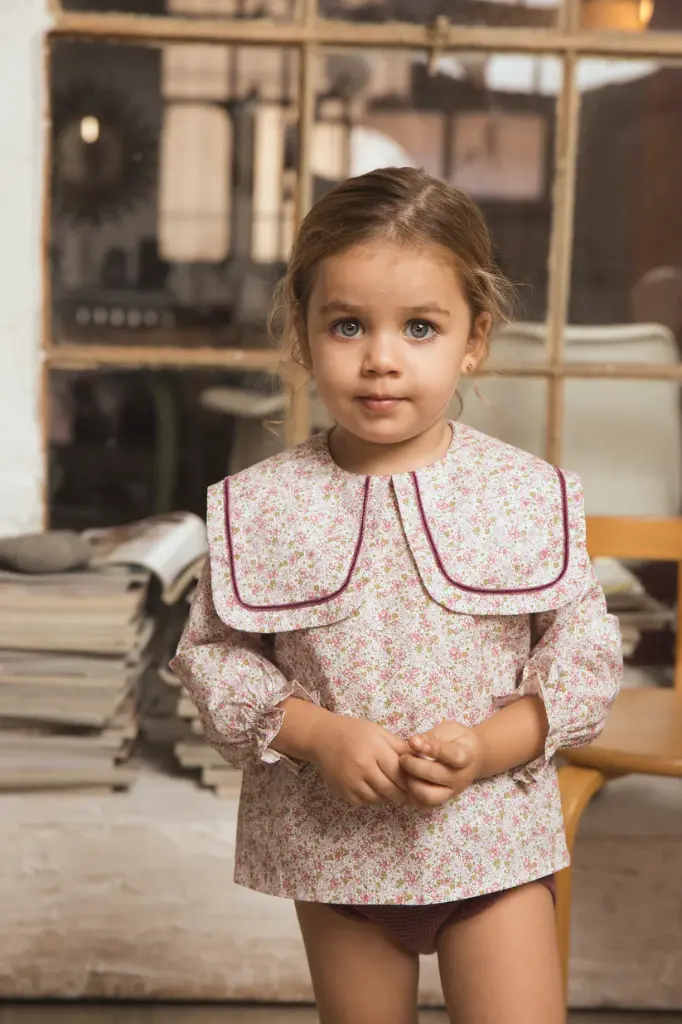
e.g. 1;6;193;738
310;334;352;373
306;331;327;374
308;334;329;370
309;342;347;395
408;347;464;392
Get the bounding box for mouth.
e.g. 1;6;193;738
356;395;404;412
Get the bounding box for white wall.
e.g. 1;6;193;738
0;0;49;536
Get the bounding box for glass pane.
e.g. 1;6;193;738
322;0;560;28
563;380;681;517
49;38;298;349
457;376;547;458
580;0;682;32
49;369;286;528
570;58;682;349
60;0;294;21
313;50;559;327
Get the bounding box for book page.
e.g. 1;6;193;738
84;513;208;598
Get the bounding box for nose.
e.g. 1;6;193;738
361;330;401;376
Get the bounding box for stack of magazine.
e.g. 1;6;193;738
594;557;675;659
140;584;239;798
0;512;207;792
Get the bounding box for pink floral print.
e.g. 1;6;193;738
171;424;622;905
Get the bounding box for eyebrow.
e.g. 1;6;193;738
318;301;451;317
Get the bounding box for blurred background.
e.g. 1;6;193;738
1;0;681;1019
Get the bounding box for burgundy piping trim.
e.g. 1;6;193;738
223;475;371;611
411;466;570;595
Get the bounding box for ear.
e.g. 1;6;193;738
461;312;492;374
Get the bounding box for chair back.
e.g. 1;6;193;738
458;321;681;516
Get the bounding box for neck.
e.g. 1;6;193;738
329;419;453;477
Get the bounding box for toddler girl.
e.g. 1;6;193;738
171;167;622;1024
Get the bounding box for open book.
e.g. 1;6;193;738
84;512;208;605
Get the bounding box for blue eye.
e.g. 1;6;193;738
405;319;437;341
332;319;363;339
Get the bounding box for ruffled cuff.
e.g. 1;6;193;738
492;664;556;787
257;679;321;773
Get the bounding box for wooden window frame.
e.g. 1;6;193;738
43;0;682;470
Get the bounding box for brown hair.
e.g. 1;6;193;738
270;166;514;384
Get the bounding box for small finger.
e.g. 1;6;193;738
409;733;435;753
438;742;472;769
400;753;457;787
406;777;453;808
368;770;409;805
383;731;410;756
376;750;410;792
351;786;382;806
410;739;436;759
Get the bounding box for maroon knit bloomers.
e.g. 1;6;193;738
329;875;556;955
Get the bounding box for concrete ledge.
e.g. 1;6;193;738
1;767;680;1008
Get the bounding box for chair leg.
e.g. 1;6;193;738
556;764;606;997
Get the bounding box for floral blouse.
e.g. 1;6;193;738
171;423;622;905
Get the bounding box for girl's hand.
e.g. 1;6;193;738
309;714;410;807
400;720;483;811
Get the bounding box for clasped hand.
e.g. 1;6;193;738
312;715;482;812
400;719;482;811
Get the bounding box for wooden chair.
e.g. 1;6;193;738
556;517;682;992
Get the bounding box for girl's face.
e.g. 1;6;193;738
306;238;489;450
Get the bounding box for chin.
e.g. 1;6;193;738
337;408;421;446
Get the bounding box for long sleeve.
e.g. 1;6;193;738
494;564;623;784
170;563;319;771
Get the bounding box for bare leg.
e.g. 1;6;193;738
436;882;565;1024
295;901;420;1024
